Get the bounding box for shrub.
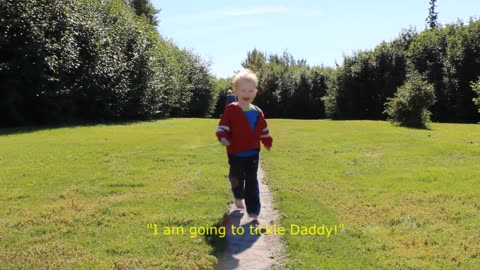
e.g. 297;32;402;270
384;72;436;128
471;79;480;113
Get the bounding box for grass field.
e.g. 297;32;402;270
1;119;479;269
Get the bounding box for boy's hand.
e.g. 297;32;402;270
220;138;231;146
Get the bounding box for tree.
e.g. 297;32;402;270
443;19;480;123
333;50;379;119
241;49;266;73
426;0;438;29
407;28;449;121
289;70;311;118
211;77;233;117
129;0;160;26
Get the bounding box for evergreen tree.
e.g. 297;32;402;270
426;0;438;29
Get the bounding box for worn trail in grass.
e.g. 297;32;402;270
215;164;285;270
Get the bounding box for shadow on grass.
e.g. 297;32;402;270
204;214;228;261
0;119;167;136
396;124;434;130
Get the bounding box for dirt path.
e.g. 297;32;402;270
215;162;285;270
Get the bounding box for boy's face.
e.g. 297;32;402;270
233;79;257;106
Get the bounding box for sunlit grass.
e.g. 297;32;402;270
261;120;480;269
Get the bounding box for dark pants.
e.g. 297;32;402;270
228;153;261;215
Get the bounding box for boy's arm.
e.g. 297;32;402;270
216;107;232;145
258;112;273;149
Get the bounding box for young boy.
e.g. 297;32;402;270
215;69;273;219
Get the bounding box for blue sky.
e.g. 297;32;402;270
152;0;480;78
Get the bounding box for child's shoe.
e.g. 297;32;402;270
234;199;245;209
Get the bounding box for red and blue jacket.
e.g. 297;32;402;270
216;102;273;155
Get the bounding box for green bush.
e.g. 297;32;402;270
384;72;436;128
471;79;480;113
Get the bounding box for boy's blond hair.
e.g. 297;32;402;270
232;69;258;88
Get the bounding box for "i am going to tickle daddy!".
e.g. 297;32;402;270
147;223;345;238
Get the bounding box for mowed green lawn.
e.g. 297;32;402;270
262;119;480;270
1;119;479;269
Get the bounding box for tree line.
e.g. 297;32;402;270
1;0;479;128
215;18;480;126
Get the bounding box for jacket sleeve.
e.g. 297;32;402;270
257;111;273;148
216;107;232;142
